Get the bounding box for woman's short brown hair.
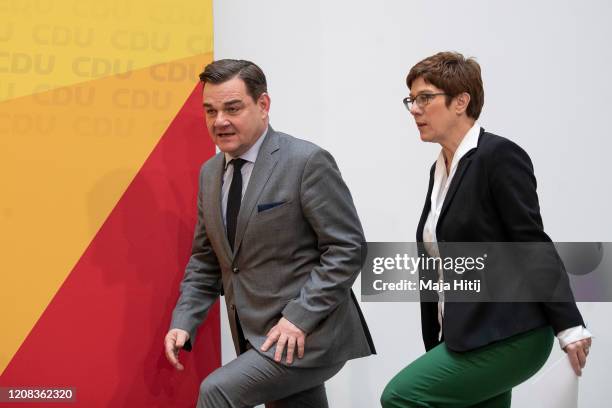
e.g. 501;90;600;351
406;51;484;120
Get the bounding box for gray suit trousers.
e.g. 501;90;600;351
197;349;344;408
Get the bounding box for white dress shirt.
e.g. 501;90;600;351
422;122;591;348
221;126;268;226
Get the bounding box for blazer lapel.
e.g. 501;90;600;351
436;128;484;230
208;153;233;264
417;163;436;242
233;128;280;256
436;152;475;232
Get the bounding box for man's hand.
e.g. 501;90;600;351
164;328;190;371
260;317;305;364
564;337;592;376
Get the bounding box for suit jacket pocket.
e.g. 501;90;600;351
253;199;293;222
257;201;287;213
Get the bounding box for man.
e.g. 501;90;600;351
164;59;375;408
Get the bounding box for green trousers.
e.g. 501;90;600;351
381;326;554;408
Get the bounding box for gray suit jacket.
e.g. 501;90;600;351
171;126;375;368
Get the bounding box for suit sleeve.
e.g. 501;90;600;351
489;140;585;334
170;164;223;350
281;148;366;333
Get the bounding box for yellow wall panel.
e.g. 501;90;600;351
0;52;213;372
0;0;213;102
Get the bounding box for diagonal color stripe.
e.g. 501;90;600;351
0;52;212;373
0;83;219;407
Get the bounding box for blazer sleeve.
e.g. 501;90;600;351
281;148;366;333
488;139;585;333
170;164;223;350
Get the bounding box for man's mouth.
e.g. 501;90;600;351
217;132;236;137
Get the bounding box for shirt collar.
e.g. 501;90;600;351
224;126;269;169
436;122;480;176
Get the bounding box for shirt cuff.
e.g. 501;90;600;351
557;325;593;349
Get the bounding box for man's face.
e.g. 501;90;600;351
202;76;270;157
408;76;457;143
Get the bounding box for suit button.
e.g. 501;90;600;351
232;267;239;273
230;304;235;310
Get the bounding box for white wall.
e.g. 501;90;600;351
214;1;611;406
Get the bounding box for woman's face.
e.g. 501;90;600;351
408;77;457;144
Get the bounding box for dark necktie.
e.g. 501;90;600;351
226;158;246;251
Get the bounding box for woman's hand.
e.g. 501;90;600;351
564;337;592;376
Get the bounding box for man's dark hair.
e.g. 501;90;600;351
407;51;484;120
199;59;267;102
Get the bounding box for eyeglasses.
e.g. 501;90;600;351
403;93;446;111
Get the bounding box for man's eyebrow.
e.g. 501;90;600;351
202;99;243;108
223;99;243;107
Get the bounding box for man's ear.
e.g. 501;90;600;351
258;93;271;118
454;92;471;116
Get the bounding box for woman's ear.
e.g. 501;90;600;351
454;92;471;115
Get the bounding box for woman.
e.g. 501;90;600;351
381;52;592;407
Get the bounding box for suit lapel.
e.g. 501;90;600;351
208;153;233;264
436;128;484;230
436;152;475;232
417;163;436;242
233;128;280;256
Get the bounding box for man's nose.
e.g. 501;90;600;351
409;104;421;116
214;111;229;128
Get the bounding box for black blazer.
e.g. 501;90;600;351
417;128;585;352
